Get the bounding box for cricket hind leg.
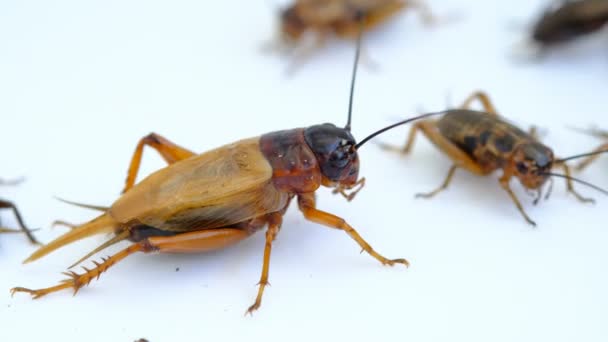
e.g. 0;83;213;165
574;143;608;171
123;133;196;193
460;91;499;116
0;199;39;244
12;227;256;299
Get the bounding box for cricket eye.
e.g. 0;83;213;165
516;162;528;174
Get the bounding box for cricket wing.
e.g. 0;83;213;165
109;137;289;232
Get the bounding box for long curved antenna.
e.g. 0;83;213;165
356;111;445;149
54;196;109;212
555;149;608;164
541;172;608;196
345;13;365;131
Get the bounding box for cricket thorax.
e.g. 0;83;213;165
259;128;322;194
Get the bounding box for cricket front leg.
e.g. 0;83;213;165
246;213;283;315
499;175;536;226
297;193;409;267
123;133;196;193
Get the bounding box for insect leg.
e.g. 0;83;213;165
498;175;536;226
560;163;594;203
11;243;144;299
0;200;39;244
246;213;283;315
460;91;498;116
12;228;255;299
415;165;458;198
573;143;608;171
332;177;366;201
378;120;425;153
123;133;196;193
297;193;408;267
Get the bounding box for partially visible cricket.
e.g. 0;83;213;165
380;91;608;226
12;21;440;314
0;178;39;244
569;127;608;171
275;0;434;64
531;0;608;48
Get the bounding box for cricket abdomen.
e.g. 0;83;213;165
437;110;532;171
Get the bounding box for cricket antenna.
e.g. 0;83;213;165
345;12;365;132
556;149;608;163
541;172;608;196
356;111;444;149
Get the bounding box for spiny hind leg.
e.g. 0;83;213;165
298;193;409;267
246;213;283;315
460;91;499;116
12;243;144;299
560;163;594;203
123;133;196;193
499;174;536;226
12;228;254;299
0;199;39;244
574;143;608;171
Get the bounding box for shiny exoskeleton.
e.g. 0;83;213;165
532;0;608;46
11;30;433;314
382;91;595;226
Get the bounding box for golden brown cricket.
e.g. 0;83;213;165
380;91;608;226
11;31;437;314
0;178;39;244
532;0;608;47
569;127;608;171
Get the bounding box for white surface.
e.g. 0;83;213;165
1;1;608;341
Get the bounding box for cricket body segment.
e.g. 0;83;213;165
382;91;595;227
13;125;402;314
280;0;409;42
532;0;608;45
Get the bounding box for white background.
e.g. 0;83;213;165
1;1;607;341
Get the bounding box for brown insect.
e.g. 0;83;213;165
532;0;608;47
0;178;39;244
569;127;608;171
11;32;438;314
380;91;608;226
275;0;433;65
